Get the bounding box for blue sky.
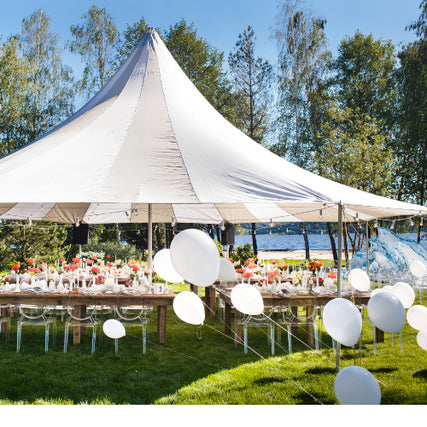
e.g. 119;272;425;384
0;0;422;76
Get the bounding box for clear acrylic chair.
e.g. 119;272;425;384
63;289;100;354
284;307;319;354
237;310;275;355
17;288;54;353
114;288;151;354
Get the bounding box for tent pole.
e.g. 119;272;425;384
148;203;153;286
336;202;343;373
366;222;370;278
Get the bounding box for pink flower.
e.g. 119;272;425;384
242;271;253;279
11;263;20;271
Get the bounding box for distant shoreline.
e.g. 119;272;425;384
258;249;350;260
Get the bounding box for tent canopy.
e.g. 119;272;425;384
0;29;425;225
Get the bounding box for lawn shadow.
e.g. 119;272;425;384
368;367;398;373
413;369;427;380
253;376;287;386
305;367;336;375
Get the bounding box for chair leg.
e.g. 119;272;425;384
64;323;69;353
372;324;377;355
287;325;292;354
314;322;319;351
114;338;118;354
17;321;22;353
143;327;146;354
270;325;275;355
45;324;49;352
243;324;248;354
399;331;404;353
91;326;96;354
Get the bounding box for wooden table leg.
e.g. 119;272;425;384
73;305;87;345
1;306;8;335
224;302;231;335
190;284;197;294
204;286;216;317
306;305;314;347
375;327;384;343
157;306;167;344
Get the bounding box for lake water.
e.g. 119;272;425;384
234;233;427;251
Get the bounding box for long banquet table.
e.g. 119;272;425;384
216;288;372;346
0;292;175;344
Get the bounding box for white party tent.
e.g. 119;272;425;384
0;28;425;226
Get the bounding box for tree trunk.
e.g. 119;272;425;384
327;222;338;267
300;223;310;260
155;224;161;251
251;223;258;256
343;223;349;266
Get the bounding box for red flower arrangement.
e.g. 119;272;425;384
72;257;80;264
27;259;34;265
90;255;97;260
38;263;46;270
59;258;65;263
106;255;111;259
236;268;245;274
11;263;20;271
307;259;322;272
242;271;253;279
327;271;337;279
318;277;324;285
90;266;100;275
268;270;280;280
106;262;113;267
86;259;93;265
29;267;41;274
131;264;140;272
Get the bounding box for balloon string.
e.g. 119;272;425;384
202;322;324;405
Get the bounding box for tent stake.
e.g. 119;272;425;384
148;203;153;286
336;202;343;372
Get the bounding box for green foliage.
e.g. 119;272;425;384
84;239;146;263
164;19;235;122
316;103;395;196
0;38;31;156
228;26;273;144
333;31;397;135
274;0;331;167
68;4;118;97
230;243;255;267
0;221;70;270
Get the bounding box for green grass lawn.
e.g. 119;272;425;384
0;289;425;405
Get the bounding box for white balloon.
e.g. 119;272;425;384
416;330;427;351
103;319;126;339
173;291;205;325
367;292;406;333
170;229;220;287
410;260;427;278
407;305;427;330
230;283;264;316
391;282;415;309
322;298;362;347
153;249;183;283
381;285;394;293
334;366;381;405
218;258;236;282
348;268;370;292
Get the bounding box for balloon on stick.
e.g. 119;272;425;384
322;298;362;346
230;283;264;316
218;258;236;282
173;291;205;325
348;268;370;292
391;282;415;309
334;366;381;405
103;319;126;339
407;305;427;330
409;260;427;278
367;292;406;333
170;229;220;287
153;249;183;283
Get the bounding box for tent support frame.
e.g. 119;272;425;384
148;203;153;286
336;202;343;372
